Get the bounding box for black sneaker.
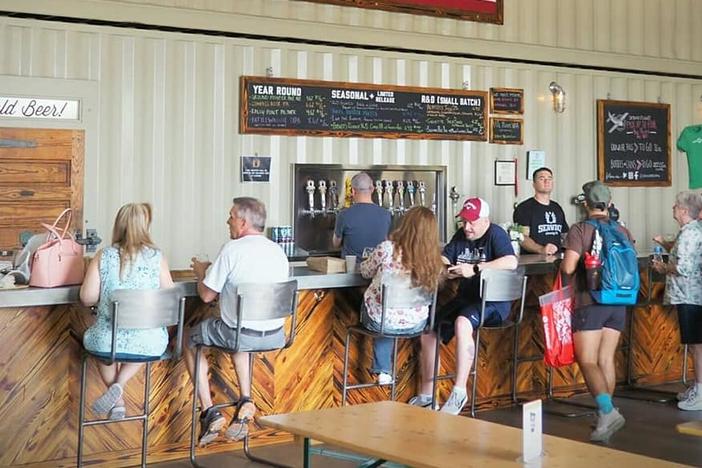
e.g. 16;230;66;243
198;407;226;447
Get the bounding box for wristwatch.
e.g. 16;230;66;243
473;264;480;275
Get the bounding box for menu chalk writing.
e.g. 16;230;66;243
240;76;487;141
490;117;523;145
597;100;671;187
490;88;523;114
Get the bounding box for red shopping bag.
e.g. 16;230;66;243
539;274;575;367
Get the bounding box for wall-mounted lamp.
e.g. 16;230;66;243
265;66;274;78
549;81;566;113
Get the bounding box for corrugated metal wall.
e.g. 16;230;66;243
81;0;702;63
1;15;700;268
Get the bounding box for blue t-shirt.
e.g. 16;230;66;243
442;223;515;318
334;203;391;259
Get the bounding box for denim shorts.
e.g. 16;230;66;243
189;318;285;351
435;297;505;343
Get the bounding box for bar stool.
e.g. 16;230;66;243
341;279;438;406
431;268;527;417
77;287;186;468
189;279;298;468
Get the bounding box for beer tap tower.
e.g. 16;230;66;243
293;164;447;255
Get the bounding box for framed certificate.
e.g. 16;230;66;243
494;159;516;186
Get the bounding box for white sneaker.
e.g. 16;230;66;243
677;384;695;402
408;394;438;410
677;387;702;411
590;408;625;442
377;372;393;385
440;390;467;415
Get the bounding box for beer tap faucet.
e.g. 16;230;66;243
418;181;427;207
375;180;383;206
305;179;316;217
383;180;394;212
396;180;405;214
407;181;416;207
449;186;461;216
318;180;327;215
328;180;339;212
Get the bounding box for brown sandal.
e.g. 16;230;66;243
225;397;256;441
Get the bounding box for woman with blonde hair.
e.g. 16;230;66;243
80;203;174;419
359;206;444;384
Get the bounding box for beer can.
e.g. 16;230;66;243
271;226;280;243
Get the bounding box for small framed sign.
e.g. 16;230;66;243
490;117;523;145
494;159;516;186
241;155;271;182
526;150;546;180
490;87;524;114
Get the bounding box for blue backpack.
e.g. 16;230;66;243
586;219;640;305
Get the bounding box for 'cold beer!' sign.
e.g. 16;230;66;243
0;96;80;120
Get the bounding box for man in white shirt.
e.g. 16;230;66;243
184;197;289;447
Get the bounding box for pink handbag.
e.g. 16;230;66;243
29;208;85;288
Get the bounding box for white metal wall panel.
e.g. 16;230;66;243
74;0;702;63
0;17;700;269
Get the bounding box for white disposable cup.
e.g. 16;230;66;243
195;253;209;263
345;255;357;273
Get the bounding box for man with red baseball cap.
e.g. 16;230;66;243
409;196;517;415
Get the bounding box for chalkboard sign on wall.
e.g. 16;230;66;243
490;88;523;114
597;100;671;186
490;118;523;145
240;76;488;141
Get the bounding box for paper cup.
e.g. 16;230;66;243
345;255;357;273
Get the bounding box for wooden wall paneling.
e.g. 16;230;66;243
0;270;693;467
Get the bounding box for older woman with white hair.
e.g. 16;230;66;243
652;191;702;411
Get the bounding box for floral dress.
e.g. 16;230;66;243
664;220;702;306
359;240;432;331
83;246;168;357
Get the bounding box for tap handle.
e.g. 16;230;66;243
407;181;415;206
329;180;338;209
375;180;383;205
318;180;327;211
396;181;405;209
306;180;316;213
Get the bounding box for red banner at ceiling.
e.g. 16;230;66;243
385;0;497;14
294;0;503;24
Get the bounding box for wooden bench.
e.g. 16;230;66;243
258;400;684;467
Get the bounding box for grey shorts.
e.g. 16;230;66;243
572;304;626;333
189;318;285;352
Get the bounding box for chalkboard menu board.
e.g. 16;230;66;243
240;76;487;141
490;87;523;114
597;100;671;186
490;118;523;145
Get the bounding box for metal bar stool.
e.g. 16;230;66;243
189;279;298;468
431;268;527;417
341;281;438;406
77;287;186;468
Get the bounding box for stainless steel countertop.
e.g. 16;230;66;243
0;265;371;308
0;254;649;309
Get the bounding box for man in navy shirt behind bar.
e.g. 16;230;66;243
409;197;517;414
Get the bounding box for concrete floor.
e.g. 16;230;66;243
155;384;702;467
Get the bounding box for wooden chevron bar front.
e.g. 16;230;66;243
0;263;691;467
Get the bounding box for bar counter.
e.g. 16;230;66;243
0;256;689;467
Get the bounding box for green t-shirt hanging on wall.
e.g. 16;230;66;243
678;125;702;189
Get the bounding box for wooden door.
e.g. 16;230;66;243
0;128;84;252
